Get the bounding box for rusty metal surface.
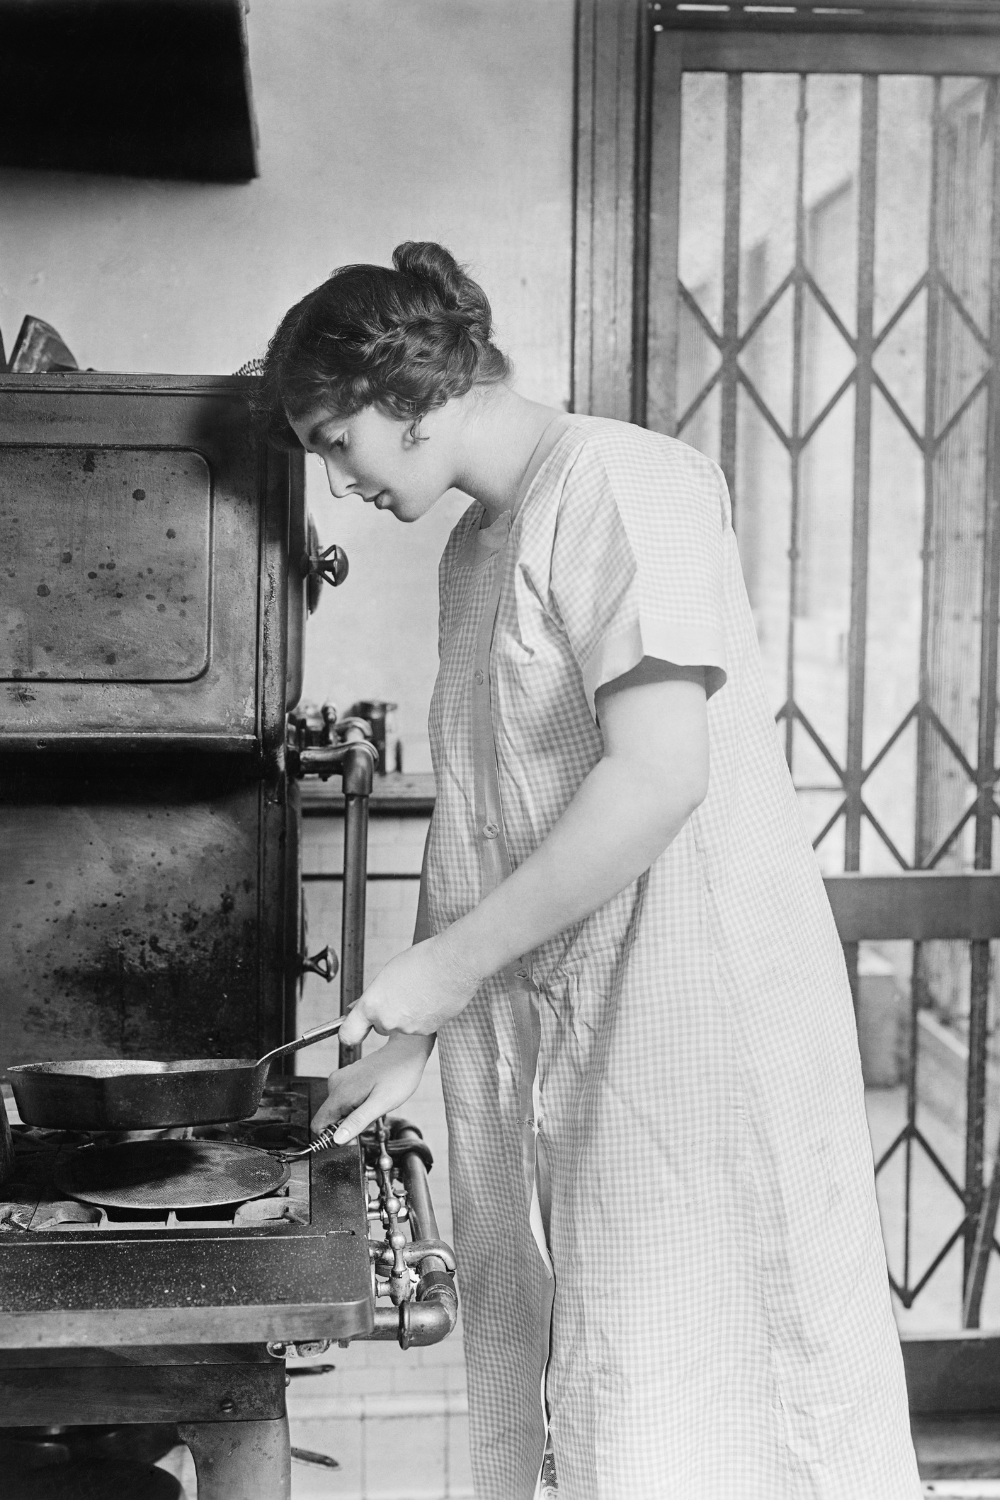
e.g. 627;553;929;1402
0;446;211;681
0;375;290;750
0;1368;284;1422
0;1342;287;1443
0;1358;286;1426
0;375;310;1075
0;755;272;1070
55;1140;289;1211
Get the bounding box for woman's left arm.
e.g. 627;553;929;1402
337;657;708;1061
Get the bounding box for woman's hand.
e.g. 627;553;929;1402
337;932;482;1049
311;1032;435;1144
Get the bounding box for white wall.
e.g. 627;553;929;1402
0;0;576;768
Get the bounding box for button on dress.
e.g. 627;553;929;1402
425;416;920;1500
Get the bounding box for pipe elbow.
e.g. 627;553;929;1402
370;1282;458;1348
403;1283;459;1348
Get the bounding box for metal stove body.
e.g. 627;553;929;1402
0;1079;371;1349
0;374;455;1497
0;374;306;1070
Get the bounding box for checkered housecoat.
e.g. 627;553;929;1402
425;416;919;1500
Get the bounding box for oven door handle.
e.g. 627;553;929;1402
301;944;338;983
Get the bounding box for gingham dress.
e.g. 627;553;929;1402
426;416;920;1500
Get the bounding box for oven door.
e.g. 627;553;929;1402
0;373;296;755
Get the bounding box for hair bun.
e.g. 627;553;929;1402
392;240;493;343
256;243;511;445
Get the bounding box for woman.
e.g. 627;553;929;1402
258;242;919;1500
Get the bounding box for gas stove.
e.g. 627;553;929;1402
0;1077;374;1349
3;1080;314;1233
0;375;455;1495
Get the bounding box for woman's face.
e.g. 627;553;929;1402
288;403;455;523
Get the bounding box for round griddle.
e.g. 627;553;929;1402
54;1139;289;1211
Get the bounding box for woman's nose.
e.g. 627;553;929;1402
323;458;356;499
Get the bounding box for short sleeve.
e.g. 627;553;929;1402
548;434;729;716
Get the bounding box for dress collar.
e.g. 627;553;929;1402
473;508;512;555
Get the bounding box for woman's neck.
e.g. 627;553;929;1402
450;386;566;527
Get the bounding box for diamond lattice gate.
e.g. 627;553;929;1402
646;20;1000;1327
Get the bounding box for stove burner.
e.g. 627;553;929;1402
54;1139;290;1211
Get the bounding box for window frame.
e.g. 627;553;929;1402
572;0;1000;429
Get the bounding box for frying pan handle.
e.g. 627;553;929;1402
257;1017;345;1070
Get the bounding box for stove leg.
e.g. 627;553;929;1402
177;1416;290;1499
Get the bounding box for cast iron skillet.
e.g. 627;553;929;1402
7;1017;344;1130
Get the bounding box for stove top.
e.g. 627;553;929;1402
3;1081;312;1231
0;1077;373;1349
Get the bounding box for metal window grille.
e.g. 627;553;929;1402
651;32;1000;1322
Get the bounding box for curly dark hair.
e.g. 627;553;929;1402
254;241;511;448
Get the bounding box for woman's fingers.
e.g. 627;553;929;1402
311;1063;374;1131
310;1034;435;1138
311;1095;344;1132
331;1095;384;1145
338;999;374;1049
